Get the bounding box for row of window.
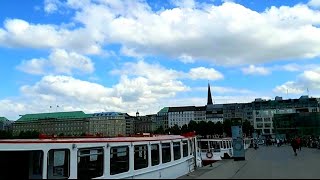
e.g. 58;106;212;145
34;139;195;179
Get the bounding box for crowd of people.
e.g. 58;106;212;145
252;135;320;157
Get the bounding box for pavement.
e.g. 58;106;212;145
178;145;320;179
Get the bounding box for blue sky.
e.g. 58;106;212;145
1;0;320;120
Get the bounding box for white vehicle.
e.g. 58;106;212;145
0;134;201;179
197;137;252;165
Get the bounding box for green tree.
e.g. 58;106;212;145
171;124;181;135
215;121;223;135
181;124;189;134
154;126;165;134
188;120;198;133
207;121;215;135
242;120;254;137
223;119;232;137
198;121;209;137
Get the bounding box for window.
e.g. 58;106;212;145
151;144;160;166
182;140;188;157
78;148;104;179
200;141;209;150
47;149;70;179
110;146;129;175
134;145;148;170
173;142;181;160
30;151;43;179
189;140;192;155
161;143;171;163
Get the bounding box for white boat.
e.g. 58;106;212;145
0;134;201;179
197;137;252;165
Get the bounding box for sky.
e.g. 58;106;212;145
1;0;320;120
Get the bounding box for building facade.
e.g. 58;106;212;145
13;111;91;136
273;112;320;138
89;112;126;137
135;113;157;133
0;117;13;131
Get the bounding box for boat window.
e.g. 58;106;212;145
134;145;148;170
161;143;171;163
223;141;226;149
0;150;43;179
110;146;129;175
189;140;192;155
77;148;104;179
200;141;209;150
182;140;188;157
173;142;181;160
151;144;160;166
47;149;70;179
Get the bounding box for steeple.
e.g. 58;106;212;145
207;83;213;105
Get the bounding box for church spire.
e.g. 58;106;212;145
207;82;213;105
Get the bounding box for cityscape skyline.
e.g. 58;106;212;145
1;0;320;120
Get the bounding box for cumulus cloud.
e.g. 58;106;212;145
0;19;102;54
308;0;320;8
1;1;320;65
188;67;224;80
242;65;270;75
110;60;223;81
273;66;320;94
193;86;253;94
16;49;95;75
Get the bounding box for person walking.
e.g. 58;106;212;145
297;137;301;151
291;138;298;156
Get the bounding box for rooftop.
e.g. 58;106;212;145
17;111;92;121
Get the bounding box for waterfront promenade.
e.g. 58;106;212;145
179;145;320;179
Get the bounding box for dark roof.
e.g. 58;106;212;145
195;106;206;111
92;112;126;117
17;111;91;121
168;106;196;112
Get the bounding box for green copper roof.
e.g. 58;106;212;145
158;107;169;113
0;117;8;122
17;111;92;121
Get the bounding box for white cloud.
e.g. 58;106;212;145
2;1;320;65
242;65;270;75
273;66;320;94
0;19;102;54
16;49;95;75
171;0;196;8
188;67;224;80
111;60;223;81
193;86;253;94
44;0;59;14
308;0;320;8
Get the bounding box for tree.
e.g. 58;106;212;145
154;126;165;134
0;130;12;139
242;120;254;137
188;120;198;133
197;121;209;137
181;124;189;134
223;119;232;137
171;124;181;135
207;121;216;135
215;121;223;135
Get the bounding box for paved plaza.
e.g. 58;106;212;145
179;145;320;179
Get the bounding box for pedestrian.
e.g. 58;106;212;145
297;137;301;151
291;138;298;156
276;139;280;147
